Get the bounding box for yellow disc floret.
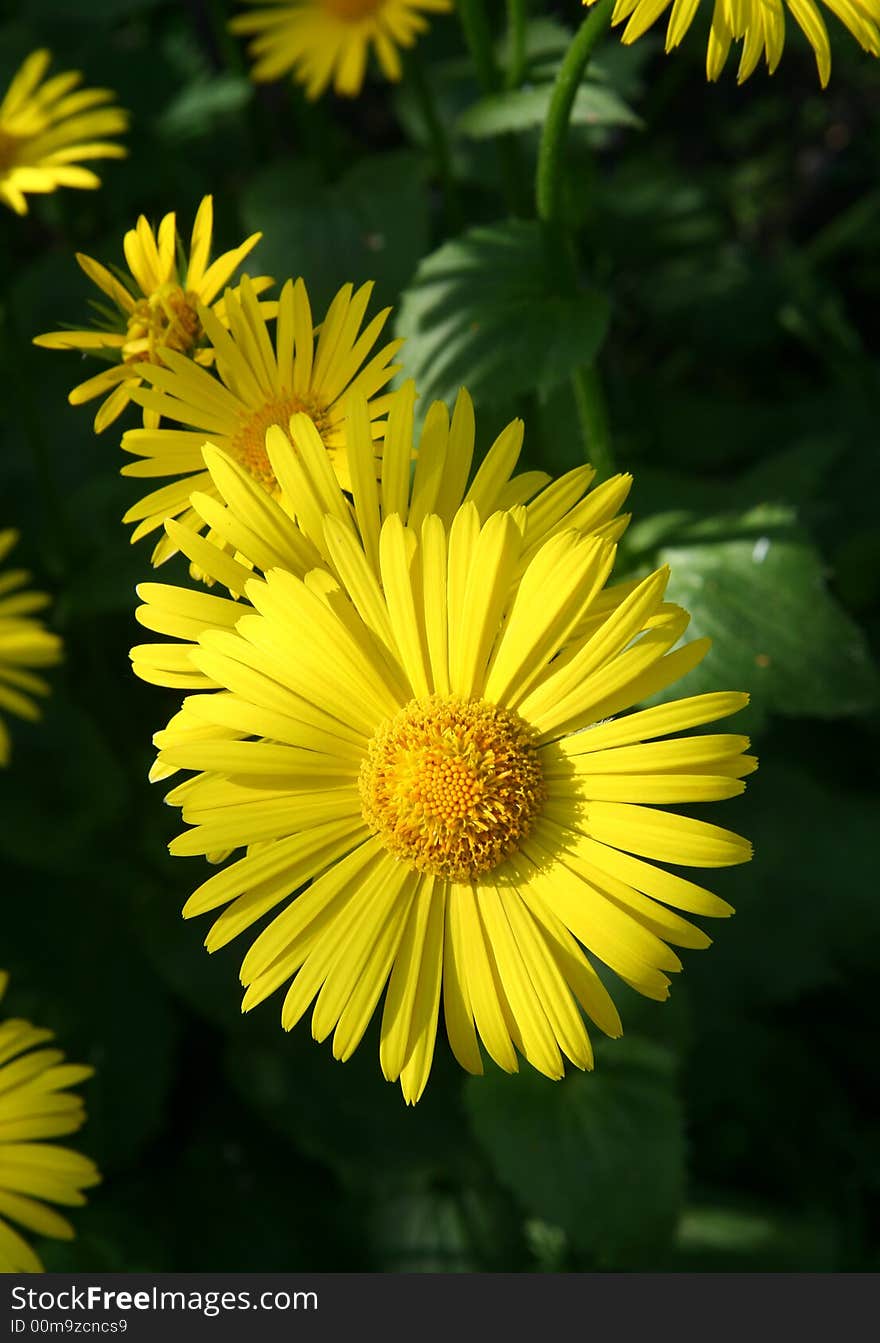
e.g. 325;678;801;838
359;695;545;881
123;283;202;366
229;394;331;490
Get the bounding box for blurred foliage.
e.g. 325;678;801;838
1;0;879;1274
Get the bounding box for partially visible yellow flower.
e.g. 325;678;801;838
131;482;754;1103
129;382;634;695
0;531;62;768
0;972;100;1271
0;49;126;216
119;275;403;566
586;0;880;85
33;196;272;435
230;0;453;99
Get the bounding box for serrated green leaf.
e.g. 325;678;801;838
653;505;880;732
457;83;640;140
465;1039;685;1266
395;220;610;410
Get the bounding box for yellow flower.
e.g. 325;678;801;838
0;531;62;768
119;275;403;566
33;196;272;436
0;972;100;1272
230;0;453;99
131;412;753;1105
0;49;126;216
586;0;880;85
130;382;633;695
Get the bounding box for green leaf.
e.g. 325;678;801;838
242;151;429;314
647;504;880;732
494;15;572;65
158;75;252;142
687;756;880;1005
457;83;640;140
369;1185;521;1272
465;1039;685;1267
675;1203;842;1270
395;220;610;410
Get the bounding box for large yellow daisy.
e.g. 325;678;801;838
119;275;403;566
130;383;635;696
0;973;100;1272
586;0;880;85
33;196;271;435
131;434;753;1105
230;0;453;99
0;530;62;768
0;49;126;216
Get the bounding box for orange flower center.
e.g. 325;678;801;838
123;283;201;367
359;696;545;881
228;392;330;491
321;0;384;20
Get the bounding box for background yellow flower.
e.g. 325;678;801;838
0;973;100;1272
585;0;880;84
231;0;453;99
33;196;272;434
0;49;126;215
120;275;402;565
0;530;62;768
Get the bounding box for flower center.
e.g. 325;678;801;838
321;0;384;21
0;129;23;173
123;283;201;367
359;696;546;882
228;392;330;491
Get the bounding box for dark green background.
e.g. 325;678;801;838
1;0;878;1272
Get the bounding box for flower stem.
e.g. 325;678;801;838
571;363;613;481
533;0;617;476
535;0;614;226
406;49;463;232
457;0;502;92
457;0;527;214
505;0;529;89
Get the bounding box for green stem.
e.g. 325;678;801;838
406;49;463;232
457;0;527;213
535;0;614;226
457;0;502;93
534;0;616;476
204;0;247;72
505;0;529;89
571;364;614;481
